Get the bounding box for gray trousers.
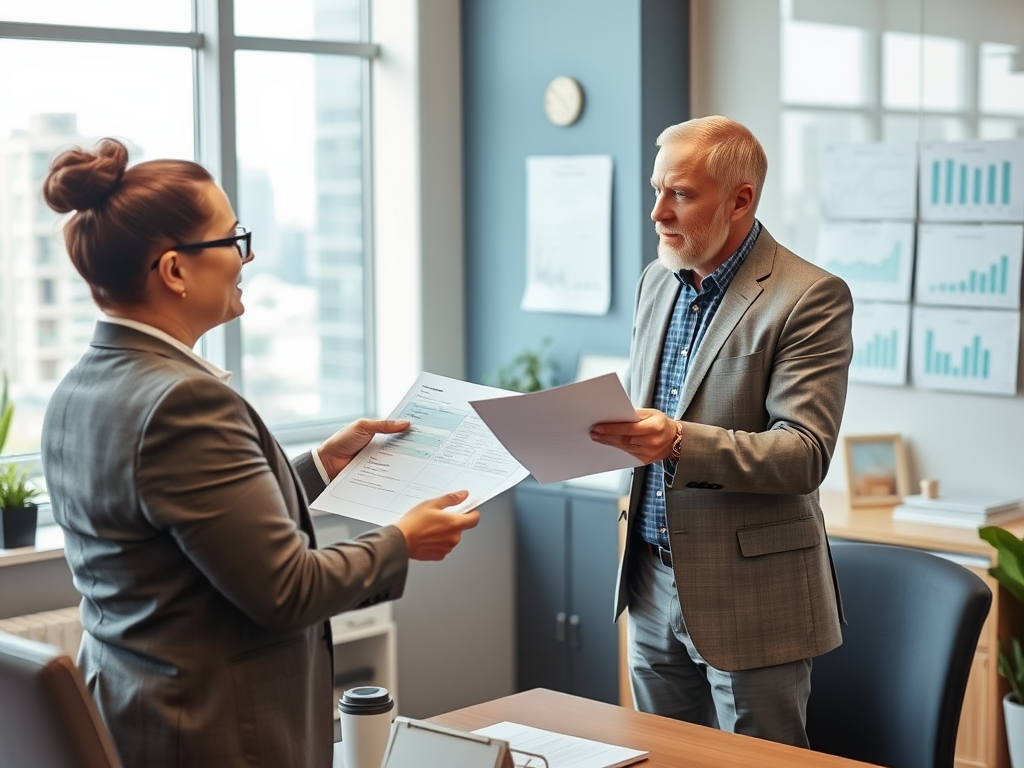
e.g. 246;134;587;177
626;545;812;748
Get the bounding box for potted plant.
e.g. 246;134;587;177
489;337;558;393
979;524;1024;768
0;372;39;549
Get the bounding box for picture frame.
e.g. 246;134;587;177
843;434;909;507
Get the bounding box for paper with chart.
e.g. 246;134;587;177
919;139;1024;223
310;373;530;526
816;219;916;301
914;223;1023;309
818;141;918;220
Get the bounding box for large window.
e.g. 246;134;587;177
0;0;376;473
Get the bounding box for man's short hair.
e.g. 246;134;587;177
657;116;768;211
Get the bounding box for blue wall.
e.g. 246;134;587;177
462;0;690;387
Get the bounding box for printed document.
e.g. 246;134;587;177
469;373;643;485
310;373;530;526
472;722;647;768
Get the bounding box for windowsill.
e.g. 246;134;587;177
0;523;65;567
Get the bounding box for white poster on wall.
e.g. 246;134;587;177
918;139;1024;223
521;154;612;315
914;223;1024;309
818;142;918;221
815;220;916;302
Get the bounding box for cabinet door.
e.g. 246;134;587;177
567;495;620;704
515;485;568;693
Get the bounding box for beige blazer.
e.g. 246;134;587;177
615;227;853;672
42;322;408;768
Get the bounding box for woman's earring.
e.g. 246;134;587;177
181;290;187;299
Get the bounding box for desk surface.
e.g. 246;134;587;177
430;688;878;768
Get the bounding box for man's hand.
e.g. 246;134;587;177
317;418;411;480
394;490;481;561
589;408;679;465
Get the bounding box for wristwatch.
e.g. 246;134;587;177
669;421;684;460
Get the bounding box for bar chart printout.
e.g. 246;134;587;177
816;221;915;301
819;141;918;221
850;302;911;385
919;140;1024;222
914;223;1024;309
911;307;1020;395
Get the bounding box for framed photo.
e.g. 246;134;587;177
844;434;909;506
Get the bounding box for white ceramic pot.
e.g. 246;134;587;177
1006;693;1024;768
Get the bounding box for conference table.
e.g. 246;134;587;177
429;688;879;768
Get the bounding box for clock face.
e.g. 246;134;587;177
544;76;584;127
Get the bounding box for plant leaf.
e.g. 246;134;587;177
980;525;1024;605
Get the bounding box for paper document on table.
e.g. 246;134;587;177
472;722;647;768
469;373;643;485
310;373;530;527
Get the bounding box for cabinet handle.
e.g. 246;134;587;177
555;612;566;642
568;614;580;650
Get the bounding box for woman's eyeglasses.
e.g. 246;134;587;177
150;226;252;270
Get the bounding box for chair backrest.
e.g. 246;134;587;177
0;632;122;768
806;540;992;768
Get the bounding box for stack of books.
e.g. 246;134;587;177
892;493;1024;529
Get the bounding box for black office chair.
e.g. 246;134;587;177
0;631;123;768
806;540;992;768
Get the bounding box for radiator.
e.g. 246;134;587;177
0;605;83;658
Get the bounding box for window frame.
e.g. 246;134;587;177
0;1;382;515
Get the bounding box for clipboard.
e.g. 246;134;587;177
381;716;516;768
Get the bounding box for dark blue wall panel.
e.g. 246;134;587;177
463;0;689;387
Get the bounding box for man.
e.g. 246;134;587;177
590;116;853;747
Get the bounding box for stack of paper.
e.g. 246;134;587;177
892;493;1024;529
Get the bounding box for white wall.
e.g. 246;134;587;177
691;0;1024;499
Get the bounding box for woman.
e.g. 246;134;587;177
40;138;480;768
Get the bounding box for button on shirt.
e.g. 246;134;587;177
636;220;762;550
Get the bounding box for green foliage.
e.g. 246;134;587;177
0;371;12;456
979;525;1024;702
0;371;38;510
0;463;38;510
489;337;558;393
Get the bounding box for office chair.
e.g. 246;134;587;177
806;540;992;768
0;631;123;768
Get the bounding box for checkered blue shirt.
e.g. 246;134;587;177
637;220;762;549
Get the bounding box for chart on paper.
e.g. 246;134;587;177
310;373;530;527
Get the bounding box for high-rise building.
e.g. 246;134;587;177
0;114;101;446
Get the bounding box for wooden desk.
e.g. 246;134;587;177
819;489;1024;768
431;688;877;767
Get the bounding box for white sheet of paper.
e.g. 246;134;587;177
310;373;530;526
469;373;642;485
521;155;612;315
472;722;647;768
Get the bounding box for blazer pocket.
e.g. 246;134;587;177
736;517;821;558
709;349;763;376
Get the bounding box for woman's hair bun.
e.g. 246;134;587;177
42;138;129;214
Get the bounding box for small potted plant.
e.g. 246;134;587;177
0;372;39;549
489;337;558;393
979;524;1024;768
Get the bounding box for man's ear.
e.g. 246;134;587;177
730;183;755;221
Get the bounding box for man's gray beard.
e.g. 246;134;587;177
657;244;692;273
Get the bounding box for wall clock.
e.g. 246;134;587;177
543;76;585;127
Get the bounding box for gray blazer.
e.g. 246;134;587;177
615;227;853;672
42;322;408;768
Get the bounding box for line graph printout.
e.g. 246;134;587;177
850;302;911;386
815;220;915;301
919;139;1024;222
819;142;918;220
915;223;1023;309
310;373;530;527
911;306;1020;396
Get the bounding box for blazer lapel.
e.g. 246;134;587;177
675;230;776;418
635;271;681;408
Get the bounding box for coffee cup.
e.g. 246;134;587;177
338;686;395;768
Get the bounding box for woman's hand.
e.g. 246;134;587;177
316;418;411;480
394;490;481;561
